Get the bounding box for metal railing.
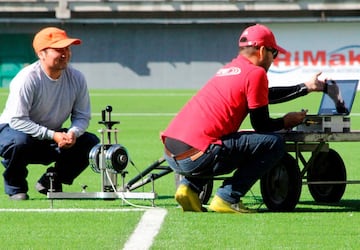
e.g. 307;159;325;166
0;0;359;21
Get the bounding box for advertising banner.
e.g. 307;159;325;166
267;22;360;89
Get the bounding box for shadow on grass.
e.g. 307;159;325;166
155;195;174;200
294;199;360;212
255;199;360;213
231;194;360;213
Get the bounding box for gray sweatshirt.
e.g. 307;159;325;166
0;61;91;140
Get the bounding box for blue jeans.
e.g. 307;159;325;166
164;131;285;204
0;124;100;195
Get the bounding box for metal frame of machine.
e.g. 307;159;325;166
47;106;157;206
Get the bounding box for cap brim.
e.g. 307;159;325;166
276;44;287;54
50;38;82;49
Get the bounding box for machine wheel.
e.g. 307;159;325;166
174;173;214;205
307;148;346;203
260;153;302;212
199;179;213;205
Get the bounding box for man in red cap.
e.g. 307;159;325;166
161;24;329;213
0;27;99;200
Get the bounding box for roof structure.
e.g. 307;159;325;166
0;0;360;23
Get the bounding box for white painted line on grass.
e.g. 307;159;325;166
272;112;360;116
92;112;177;117
123;208;168;250
0;208;145;212
90;93;193;97
92;112;360;117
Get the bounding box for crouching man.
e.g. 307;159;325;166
0;27;99;200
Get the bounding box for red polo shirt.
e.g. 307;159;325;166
161;55;269;152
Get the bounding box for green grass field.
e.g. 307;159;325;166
0;88;359;249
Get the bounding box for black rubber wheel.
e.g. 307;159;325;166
307;148;346;203
174;173;214;205
260;153;302;212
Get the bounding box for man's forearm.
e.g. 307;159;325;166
268;84;308;104
9;118;54;140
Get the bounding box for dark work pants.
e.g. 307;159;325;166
0;124;99;195
164;131;285;204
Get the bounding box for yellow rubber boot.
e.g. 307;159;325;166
209;195;257;213
175;184;206;212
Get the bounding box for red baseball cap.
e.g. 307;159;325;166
238;24;286;54
33;27;81;53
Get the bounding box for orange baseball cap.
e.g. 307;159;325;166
32;27;82;53
238;24;286;54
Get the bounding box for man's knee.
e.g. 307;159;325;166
0;130;30;157
80;132;100;146
268;133;286;160
266;133;284;149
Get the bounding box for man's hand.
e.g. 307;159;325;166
283;109;307;129
326;80;341;102
304;72;326;92
53;131;77;149
325;80;348;114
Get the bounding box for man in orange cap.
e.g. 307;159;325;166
161;24;330;213
0;27;99;200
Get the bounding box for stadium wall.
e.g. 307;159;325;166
1;21;360;89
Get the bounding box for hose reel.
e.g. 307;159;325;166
89;144;129;174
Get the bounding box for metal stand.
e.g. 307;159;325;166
47;106;157;206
